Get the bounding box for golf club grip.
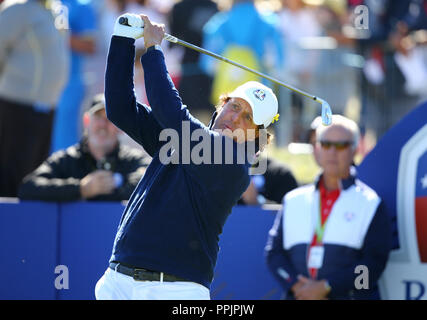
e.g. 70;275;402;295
118;17;178;43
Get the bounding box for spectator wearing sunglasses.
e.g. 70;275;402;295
265;115;392;300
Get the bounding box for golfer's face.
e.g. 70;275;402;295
212;98;258;142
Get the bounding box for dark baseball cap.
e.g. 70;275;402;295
87;93;105;115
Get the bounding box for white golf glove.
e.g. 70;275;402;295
113;13;144;39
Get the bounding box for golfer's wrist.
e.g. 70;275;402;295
145;43;162;51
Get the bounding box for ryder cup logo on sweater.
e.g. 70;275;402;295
253;89;266;101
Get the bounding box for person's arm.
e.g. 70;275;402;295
140;15;233;171
18;152;83;202
114;167;146;200
241;179;260;205
19;151;123;201
67;0;96;54
324;201;392;297
105;36;164;157
0;3;25;71
141;47;193;132
265;206;301;297
140;14;250;188
140;15;205;134
292;276;331;300
106;152;149;201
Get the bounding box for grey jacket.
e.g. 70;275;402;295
0;0;69;108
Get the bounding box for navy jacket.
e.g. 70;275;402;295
105;36;253;288
265;170;392;299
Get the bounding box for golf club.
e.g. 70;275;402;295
119;17;333;126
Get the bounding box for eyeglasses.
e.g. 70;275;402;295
319;140;353;151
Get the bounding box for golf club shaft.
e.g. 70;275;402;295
119;17;332;125
170;39;320;101
119;17;317;100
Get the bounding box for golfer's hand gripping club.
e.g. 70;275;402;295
118;15;332;125
117;15;178;43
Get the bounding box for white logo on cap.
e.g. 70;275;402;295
253;89;266;101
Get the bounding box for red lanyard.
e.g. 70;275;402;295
309;180;340;278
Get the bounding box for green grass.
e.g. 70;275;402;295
266;144;365;186
267;145;321;186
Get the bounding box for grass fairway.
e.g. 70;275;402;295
268;145;320;186
268;144;364;186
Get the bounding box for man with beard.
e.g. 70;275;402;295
18;94;149;201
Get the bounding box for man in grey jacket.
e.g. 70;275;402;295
0;0;69;197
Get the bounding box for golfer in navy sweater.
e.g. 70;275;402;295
95;13;279;300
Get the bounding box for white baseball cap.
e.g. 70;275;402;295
228;81;279;128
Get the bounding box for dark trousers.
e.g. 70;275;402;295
0;97;54;197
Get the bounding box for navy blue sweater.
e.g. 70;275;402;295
105;36;252;288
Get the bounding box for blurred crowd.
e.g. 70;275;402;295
1;0;426;198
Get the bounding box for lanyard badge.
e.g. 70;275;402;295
308;246;325;269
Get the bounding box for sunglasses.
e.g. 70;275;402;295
319;140;353;150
